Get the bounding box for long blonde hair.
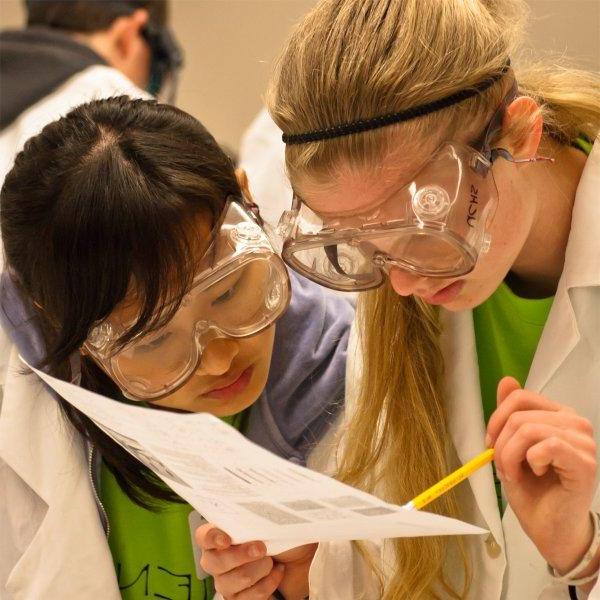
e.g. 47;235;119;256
267;1;600;597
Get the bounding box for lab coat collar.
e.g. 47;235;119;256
527;138;599;392
441;309;506;558
0;347;119;597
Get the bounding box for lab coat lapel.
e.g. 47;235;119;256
441;309;505;549
0;347;119;598
527;138;600;394
525;278;579;393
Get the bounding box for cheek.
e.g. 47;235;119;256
239;327;276;370
454;192;534;308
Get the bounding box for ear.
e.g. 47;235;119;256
109;9;149;59
499;96;543;160
235;168;254;202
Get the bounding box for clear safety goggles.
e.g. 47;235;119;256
85;199;291;401
277;85;552;291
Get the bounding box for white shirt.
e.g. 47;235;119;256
239;108;291;228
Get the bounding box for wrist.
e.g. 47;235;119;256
546;513;595;574
547;512;600;591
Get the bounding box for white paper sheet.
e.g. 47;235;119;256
29;362;487;553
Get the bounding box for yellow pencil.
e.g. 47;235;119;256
404;448;495;510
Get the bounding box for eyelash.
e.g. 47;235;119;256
138;331;171;351
212;280;240;305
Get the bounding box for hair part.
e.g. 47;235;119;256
1;96;240;506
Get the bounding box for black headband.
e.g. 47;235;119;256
282;61;511;145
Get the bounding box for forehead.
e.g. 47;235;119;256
110;208;215;326
294;119;487;217
295;136;441;217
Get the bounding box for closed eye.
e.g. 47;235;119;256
211;273;244;306
136;331;172;352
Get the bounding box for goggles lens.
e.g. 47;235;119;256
87;201;291;400
281;142;497;290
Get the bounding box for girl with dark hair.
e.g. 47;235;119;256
0;96;352;599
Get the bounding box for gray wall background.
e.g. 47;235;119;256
1;0;598;151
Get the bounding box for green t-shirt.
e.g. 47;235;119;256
100;411;246;600
473;281;554;509
473;281;554;424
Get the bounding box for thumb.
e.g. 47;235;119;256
497;376;521;406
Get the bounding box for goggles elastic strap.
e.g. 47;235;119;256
282;61;511;145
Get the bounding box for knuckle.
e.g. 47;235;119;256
505;412;521;432
511;390;529;406
577;418;594;435
199;554;211;573
547;436;563;452
517;421;537;439
586;455;597;473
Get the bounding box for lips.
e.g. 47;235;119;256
203;365;254;400
420;280;465;305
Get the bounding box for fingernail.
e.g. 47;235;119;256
216;535;228;547
496;468;504;481
485;434;492;447
249;544;262;558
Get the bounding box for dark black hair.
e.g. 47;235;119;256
1;96;241;506
25;0;167;32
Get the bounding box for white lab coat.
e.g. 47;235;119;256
239;108;291;228
0;341;338;599
308;138;600;599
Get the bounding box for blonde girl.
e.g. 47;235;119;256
198;0;600;598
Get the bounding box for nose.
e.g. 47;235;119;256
388;267;428;297
197;338;240;376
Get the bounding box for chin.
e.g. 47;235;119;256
441;292;483;312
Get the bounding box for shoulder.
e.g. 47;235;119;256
246;272;355;462
271;271;354;376
0;66;149;183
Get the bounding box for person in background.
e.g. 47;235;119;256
239;108;290;228
0;0;182;161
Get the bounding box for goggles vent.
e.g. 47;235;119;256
231;222;263;245
88;322;113;352
481;233;492;254
412;186;451;221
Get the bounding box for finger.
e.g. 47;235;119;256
214;557;274;598
487;389;563;445
233;564;286;600
196;523;232;551
493;409;594;468
496;423;595;483
497;376;521;406
201;542;267;576
526;436;596;483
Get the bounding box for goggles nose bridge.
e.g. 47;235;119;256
193;319;223;357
